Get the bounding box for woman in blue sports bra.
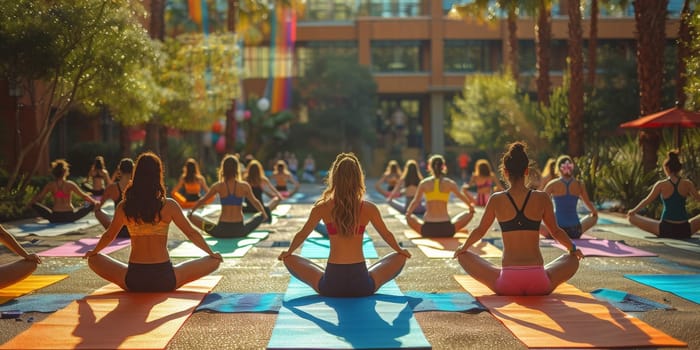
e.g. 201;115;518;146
542;155;598;239
278;153;411;297
405;154;475;238
455;142;583;296
188;155;269;238
628;151;700;239
29;159;97;223
84;152;222;292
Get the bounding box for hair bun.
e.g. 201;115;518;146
668;151;679;160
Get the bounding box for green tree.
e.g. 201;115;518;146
450;73;542;159
0;0;159;191
297;55;377;155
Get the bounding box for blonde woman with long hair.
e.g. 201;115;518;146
278;153;410;297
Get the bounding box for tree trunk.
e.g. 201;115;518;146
677;0;691;107
567;0;584;157
149;0;165;41
535;0;552;106
144;121;160;154
159;124;169;179
635;0;668;171
119;123;131;158
587;0;599;87
506;6;519;81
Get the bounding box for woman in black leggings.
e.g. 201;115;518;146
29;159;97;223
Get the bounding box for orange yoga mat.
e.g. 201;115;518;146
405;230;501;258
453;275;686;348
0;275;221;350
0;275;68;305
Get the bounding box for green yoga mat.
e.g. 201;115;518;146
625;274;700;304
300;234;378;259
169;231;270;258
267;277;431;349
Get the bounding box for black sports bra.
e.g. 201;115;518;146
498;191;541;232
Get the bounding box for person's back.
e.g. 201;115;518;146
490;190;547;266
421;176;452;222
317;199;370;264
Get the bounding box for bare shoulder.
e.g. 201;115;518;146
530;190;551;201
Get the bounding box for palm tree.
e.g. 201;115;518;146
568;0;584;157
587;0;598;87
634;0;668;171
535;0;552;106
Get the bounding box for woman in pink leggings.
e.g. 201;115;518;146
454;142;583;296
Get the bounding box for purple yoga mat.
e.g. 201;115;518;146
551;239;657;257
38;238;130;257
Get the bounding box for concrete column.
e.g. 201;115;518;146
429;92;444;155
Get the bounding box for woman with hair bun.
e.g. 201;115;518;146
29;159;97;223
627;150;700;238
455;142;582;296
405;154;475;237
542;155;598;238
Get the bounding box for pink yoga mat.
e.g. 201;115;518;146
550;239;657;257
38;238;130;257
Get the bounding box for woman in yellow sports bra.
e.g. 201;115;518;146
405;155;475;237
84;152;222;292
454;142;582;296
171;158;211;209
29;159;97;223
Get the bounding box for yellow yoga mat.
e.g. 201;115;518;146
0;275;68;305
453;275;686;348
0;275;221;350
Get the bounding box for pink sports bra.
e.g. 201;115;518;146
54;182;70;200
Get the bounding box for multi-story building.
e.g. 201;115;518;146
241;0;682;171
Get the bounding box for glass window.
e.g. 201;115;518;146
303;0;359;21
371;41;427;73
296;41;358;76
362;0;423;17
518;39;567;74
244;46;271;79
444;40;502;73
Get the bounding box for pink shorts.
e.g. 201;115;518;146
495;265;551;296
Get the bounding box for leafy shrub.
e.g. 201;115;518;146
0;185;39;222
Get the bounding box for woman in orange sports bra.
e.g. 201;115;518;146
278;153;411;297
454;142;582;296
171;158;211;209
188;155;268;238
405;154;475;238
84;152;222;292
29;159;97;223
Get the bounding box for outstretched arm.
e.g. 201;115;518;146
69;181;98;204
84;203;127;258
368;203;410;257
244;184;269;221
387;179;404;201
405;184;426;216
171;178;184;195
29;183;51;206
578;181;598;216
278;205;322;260
288;174;300;195
454;199;496;257
375;175;388;196
627;182;662;215
189;183;219;215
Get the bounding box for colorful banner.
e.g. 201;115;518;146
267;6;296;114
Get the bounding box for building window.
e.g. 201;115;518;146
444;40;502;73
518;39;568;74
296;41;358;76
362;0;423;17
244;46;271;79
371;41;427;73
304;0;359;21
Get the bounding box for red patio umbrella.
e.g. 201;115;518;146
619;107;700;150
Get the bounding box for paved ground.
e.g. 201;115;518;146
1;181;699;349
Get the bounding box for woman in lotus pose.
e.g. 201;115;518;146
455;142;582;296
628;150;700;238
29;159;97;223
243;159;282;221
188;155;268;238
0;225;41;288
463;159;503;207
405;154;475;237
278;153;411;297
83;156;111;198
375;160;401;198
542;155;598;239
84;152;222;292
95;158;134;238
271;160;300;199
172;158;210;209
387;159;425;215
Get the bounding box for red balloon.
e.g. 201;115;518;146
215;135;226;153
212;121;223;134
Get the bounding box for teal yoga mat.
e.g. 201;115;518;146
267;277;431;349
625;274;700;304
169;231;270;258
591;288;673;312
300;234;378;259
0;293;86;313
403;291;485;313
195;293;283;313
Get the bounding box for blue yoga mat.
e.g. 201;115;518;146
300;234;378;259
0;293;86;313
195;293;283;313
625;274;700;304
403;291;485;313
591;288;673;312
267;277;431;349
